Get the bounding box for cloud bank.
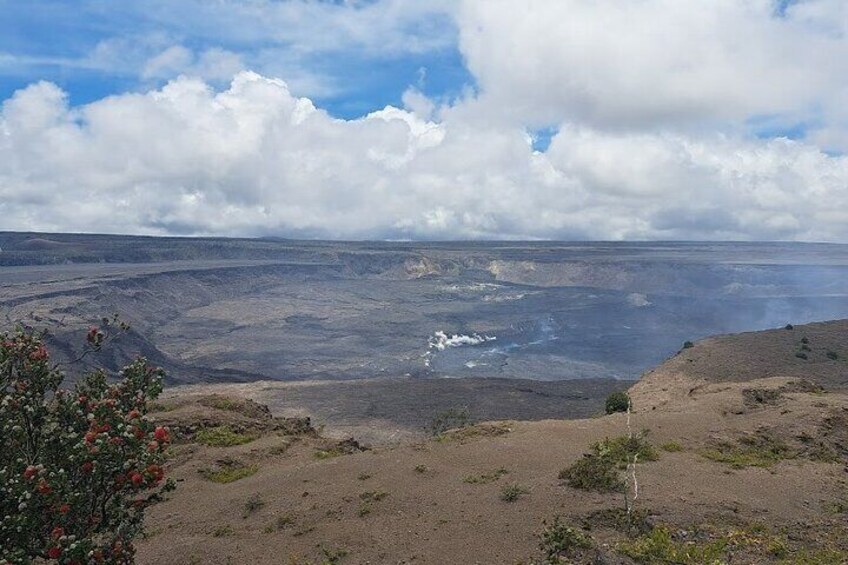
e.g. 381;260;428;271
2;0;848;241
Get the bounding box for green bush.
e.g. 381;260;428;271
559;453;623;492
682;340;695;349
604;391;630;414
559;433;658;492
1;326;174;564
539;516;592;563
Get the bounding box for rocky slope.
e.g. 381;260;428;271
135;320;848;564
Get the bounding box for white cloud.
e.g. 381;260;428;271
3;1;848;242
2;72;848;242
457;0;848;136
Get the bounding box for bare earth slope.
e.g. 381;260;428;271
136;321;848;564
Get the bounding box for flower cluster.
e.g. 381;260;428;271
1;327;174;564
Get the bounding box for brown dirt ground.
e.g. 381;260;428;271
136;321;848;565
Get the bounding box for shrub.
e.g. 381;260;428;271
241;493;264;518
784;324;794;330
661;441;683;452
539;516;592;563
826;350;839;360
682;340;694;349
499;483;528;502
559;453;622;492
559;433;658;492
604;391;630;415
795;352;808;360
0;326;174;564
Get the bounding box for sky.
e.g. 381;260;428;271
2;0;848;242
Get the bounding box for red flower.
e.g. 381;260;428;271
37;479;52;495
130;472;144;487
59;504;71;514
29;345;48;361
84;431;97;444
110;436;124;446
154;426;170;443
126;409;141;420
23;466;38;480
147;440;159;452
132;426;145;439
81;461;94;474
51;526;64;540
47;546;62;559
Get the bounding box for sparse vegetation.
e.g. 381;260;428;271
357;472;372;481
242;493;265;518
212;525;234;538
538;516;593;563
195;425;258;447
785;324;794;330
701;431;793;468
661;441;683;452
499;483;529;502
682;340;694;349
795;352;809;360
826;350;839;360
604;391;630;414
463;467;509;484
358;490;389;517
264;514;295;533
199;460;259;483
414;464;428;473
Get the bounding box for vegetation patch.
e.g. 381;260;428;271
358;490;389;517
463;467;509;484
605;391;630;414
559;453;623;492
701;431;793;468
195;425;258;447
500;483;529;502
199;457;259;483
538;516;593;563
560;433;658;492
616;524;843;564
661;441;683;452
414;464;428;474
242;493;265;518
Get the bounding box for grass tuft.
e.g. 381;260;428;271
195;426;258;447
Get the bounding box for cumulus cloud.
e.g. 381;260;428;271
2;71;848;241
458;0;848;137
2;1;848;241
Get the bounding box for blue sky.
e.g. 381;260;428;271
2;1;848;242
0;0;471;118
